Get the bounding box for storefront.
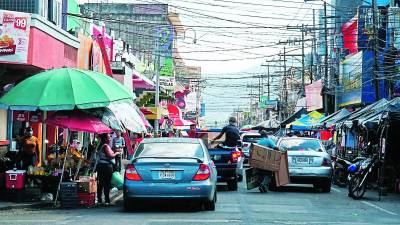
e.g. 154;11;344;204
0;10;79;160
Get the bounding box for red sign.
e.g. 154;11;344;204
29;112;42;123
3;13;14;23
13;111;29;122
0;45;16;55
14;17;28;30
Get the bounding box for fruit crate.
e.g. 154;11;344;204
77;193;96;207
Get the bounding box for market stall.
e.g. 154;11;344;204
0;68;138;207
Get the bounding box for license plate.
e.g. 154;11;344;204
296;157;309;163
213;155;221;161
159;171;175;180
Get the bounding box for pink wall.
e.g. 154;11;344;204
28;28;77;69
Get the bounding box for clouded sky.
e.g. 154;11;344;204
79;0;326;124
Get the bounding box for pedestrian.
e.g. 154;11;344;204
97;133;121;206
112;131;125;171
255;130;279;193
18;127;39;170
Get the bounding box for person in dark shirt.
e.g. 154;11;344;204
212;117;241;147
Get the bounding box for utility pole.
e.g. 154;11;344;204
301;24;305;92
372;0;381;100
267;65;270;99
154;36;160;136
311;9;316;82
284;47;287;103
323;1;329;114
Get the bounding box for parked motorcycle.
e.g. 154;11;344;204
332;156;365;187
348;154;382;199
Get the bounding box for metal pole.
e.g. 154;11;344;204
267;65;270;99
311;9;316;82
372;0;381;100
154;37;160;136
284;47;287;103
301;24;305;91
324;2;329;114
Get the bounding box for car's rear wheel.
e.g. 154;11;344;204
124;198;134;211
204;192;216;211
314;180;331;193
227;177;238;191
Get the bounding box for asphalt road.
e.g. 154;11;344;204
1;182;400;225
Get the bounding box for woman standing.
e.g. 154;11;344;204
19;127;39;170
97;133;120;205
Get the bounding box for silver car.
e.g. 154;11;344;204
240;133;261;160
277;137;333;192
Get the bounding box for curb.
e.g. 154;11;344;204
0;202;52;211
0;190;123;211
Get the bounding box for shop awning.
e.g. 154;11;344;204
132;69;155;90
318;108;351;127
286;111;325;130
140;107;169;120
280;108;308;127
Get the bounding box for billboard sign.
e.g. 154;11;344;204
259;96;277;109
305;80;323;111
338;51;363;106
0;10;31;64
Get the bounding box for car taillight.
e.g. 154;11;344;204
193;164;210;181
125;164;142;181
231;151;242;163
243;143;249;147
321;158;330;167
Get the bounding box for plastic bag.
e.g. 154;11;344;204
110;171;123;190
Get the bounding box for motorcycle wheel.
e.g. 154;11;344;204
349;175;366;200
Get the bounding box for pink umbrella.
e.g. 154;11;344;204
46;110;112;133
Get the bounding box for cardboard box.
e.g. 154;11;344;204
274;152;290;187
249;144;281;171
76;177;97;193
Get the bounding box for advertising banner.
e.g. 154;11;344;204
259;96;277;109
342;17;358;54
305;80;323;111
0;10;31;64
339;51;363;106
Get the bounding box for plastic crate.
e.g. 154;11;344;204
60;182;77;209
77;193;95;207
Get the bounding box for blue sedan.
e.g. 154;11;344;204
123;138;217;211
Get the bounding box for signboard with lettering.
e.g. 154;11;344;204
0;10;31;63
259;96;278;109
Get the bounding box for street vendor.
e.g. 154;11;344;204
18;127;39;170
255;130;278;193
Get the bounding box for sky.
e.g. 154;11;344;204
79;0;326;124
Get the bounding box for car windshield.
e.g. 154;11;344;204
134;142;204;159
243;135;261;143
279;139;322;152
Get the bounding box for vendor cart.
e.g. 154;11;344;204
246;144;290;191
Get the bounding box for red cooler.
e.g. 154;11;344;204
6;170;25;190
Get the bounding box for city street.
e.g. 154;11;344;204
1;182;399;225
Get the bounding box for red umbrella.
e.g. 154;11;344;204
46;110;112;133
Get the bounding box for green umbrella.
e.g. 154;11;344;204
0;68;134;111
